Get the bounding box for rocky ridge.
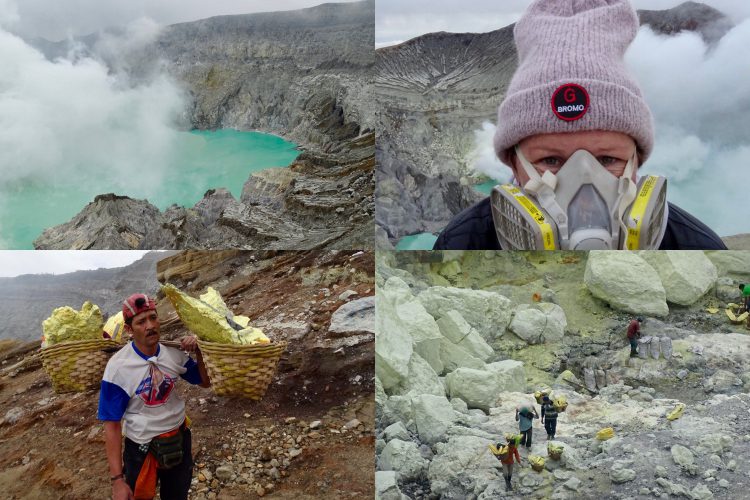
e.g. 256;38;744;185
375;250;750;499
375;2;734;246
0;251;171;343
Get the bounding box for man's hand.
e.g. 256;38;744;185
180;335;199;353
112;478;134;500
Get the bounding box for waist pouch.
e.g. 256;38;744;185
148;429;184;469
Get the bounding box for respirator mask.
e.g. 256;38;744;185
490;148;668;250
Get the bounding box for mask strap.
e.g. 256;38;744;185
514;146;557;194
514;146;569;239
615;152;639;245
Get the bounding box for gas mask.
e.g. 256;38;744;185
490;148;668;250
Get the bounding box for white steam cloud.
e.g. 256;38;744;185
470;20;750;237
0;13;187;245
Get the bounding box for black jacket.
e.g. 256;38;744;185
434;198;727;250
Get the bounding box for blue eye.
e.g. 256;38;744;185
540;157;560;166
598;156;617;166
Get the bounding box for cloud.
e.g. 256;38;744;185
469;122;512;183
376;1;750;46
12;0;361;40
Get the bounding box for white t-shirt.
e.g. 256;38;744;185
98;342;203;444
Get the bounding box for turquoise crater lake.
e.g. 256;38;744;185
0;130;299;249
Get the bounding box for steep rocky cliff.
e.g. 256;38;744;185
375;2;733;246
31;0;375;250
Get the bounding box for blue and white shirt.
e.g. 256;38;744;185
97;342;203;444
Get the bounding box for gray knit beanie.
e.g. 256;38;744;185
494;0;654;166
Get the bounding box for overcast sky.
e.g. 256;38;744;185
0;251;153;277
376;0;750;47
1;0;359;40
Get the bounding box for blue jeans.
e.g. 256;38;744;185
629;338;638;355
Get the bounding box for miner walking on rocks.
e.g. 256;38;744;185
500;433;522;491
98;293;211;500
516;405;538;448
627;317;642;357
541;395;558;440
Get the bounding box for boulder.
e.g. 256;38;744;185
584;252;668;317
328;295;374;335
418;286;513;341
379;439;428;482
445;361;525;411
509;303;567;344
428;435;500;499
381;396;414;428
706;251;750;279
439;338;486;373
375;471;406;500
412;394;458;445
436;310;494;361
661;336;673;359
393;353;445;397
383;422;410;442
394;300;443;373
640;251;717;305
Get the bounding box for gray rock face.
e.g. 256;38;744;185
584;252;669;317
375;28;516;243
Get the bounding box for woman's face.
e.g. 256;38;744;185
510;130;637;186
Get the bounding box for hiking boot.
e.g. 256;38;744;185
505;478;512;491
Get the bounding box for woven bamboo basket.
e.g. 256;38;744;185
548;449;563;461
531;462;545;472
41;339;120;393
198;340;286;399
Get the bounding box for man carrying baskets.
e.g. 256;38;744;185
98;293;211;500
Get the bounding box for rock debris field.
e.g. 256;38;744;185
375;251;750;499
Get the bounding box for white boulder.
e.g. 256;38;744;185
418;286;513;341
412;394;458;445
584;252;669;317
436;310;494;360
640;251;717;305
509;303;567;344
445;360;526;411
379;439;428;482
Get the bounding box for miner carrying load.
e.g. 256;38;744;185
489;433;522;491
98;294;211;500
627;317;643;357
541;395;558;440
515;404;539;448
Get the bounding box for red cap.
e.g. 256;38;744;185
123;293;157;321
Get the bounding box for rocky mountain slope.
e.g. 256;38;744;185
0;249;374;499
375;250;750;499
30;0;375;250
375;2;733;246
0;251;170;343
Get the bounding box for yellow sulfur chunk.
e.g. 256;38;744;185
666;403;685;421
42;301;104;347
162;284;269;345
